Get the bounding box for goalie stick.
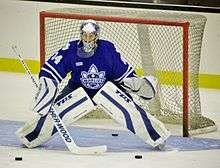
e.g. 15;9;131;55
11;45;107;155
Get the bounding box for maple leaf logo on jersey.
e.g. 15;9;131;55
80;64;106;89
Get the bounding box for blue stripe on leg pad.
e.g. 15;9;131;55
25;96;88;142
25;115;48;142
100;90;135;134
134;103;161;141
51;96;88;135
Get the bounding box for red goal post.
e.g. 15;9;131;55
39;8;216;137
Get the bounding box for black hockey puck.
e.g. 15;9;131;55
112;133;118;136
135;155;142;159
15;157;22;161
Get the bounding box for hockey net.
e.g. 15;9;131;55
39;7;216;136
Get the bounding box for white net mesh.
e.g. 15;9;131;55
40;7;216;135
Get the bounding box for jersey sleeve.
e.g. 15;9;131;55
110;43;136;83
39;42;74;84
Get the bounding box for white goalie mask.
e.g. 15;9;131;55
78;19;100;57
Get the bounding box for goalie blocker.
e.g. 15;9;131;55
93;81;170;148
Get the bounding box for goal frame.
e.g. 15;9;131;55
39;11;190;137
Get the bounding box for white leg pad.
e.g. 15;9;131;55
93;81;170;147
16;87;95;148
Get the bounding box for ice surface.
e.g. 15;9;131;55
0;72;220;168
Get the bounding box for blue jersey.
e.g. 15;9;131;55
39;39;135;98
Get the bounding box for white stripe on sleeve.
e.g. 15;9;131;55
41;68;60;84
45;62;63;81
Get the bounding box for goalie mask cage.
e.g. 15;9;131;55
39;7;216;137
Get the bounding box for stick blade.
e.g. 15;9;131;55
70;145;107;155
